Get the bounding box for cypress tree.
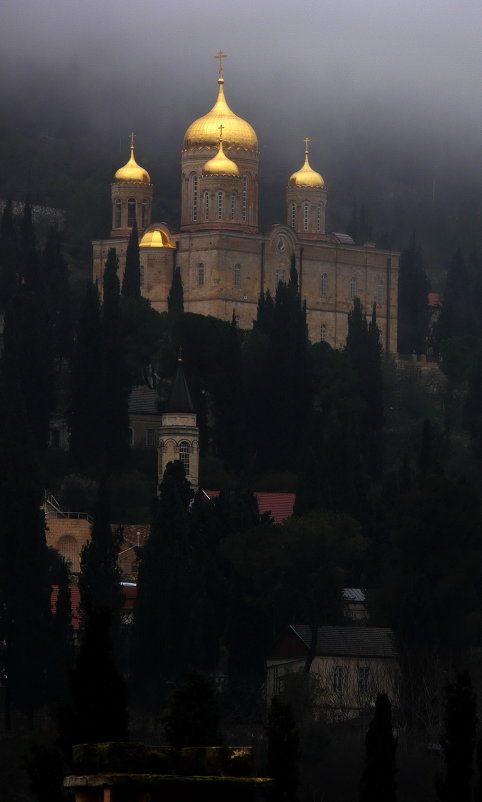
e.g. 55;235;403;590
0;200;18;312
69;282;104;473
168;266;184;313
397;235;430;354
101;248;131;474
121;220;141;297
130;461;195;708
164;669;222;748
360;692;397;802
437;249;475;343
255;288;275;335
436;672;477;802
266;696;300;802
41;227;73;364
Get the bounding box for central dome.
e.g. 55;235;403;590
184;78;258;153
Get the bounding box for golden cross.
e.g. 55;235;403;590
215;49;228;79
130;131;136;150
304;137;310;155
218;124;224;142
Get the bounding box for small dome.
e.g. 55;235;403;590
288;140;324;188
184;78;258;153
203;139;239;177
140;224;174;248
115;139;150;185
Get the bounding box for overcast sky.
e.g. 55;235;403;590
0;0;480;207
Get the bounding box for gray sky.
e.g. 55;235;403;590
0;0;480;244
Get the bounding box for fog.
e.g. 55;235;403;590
0;0;480;266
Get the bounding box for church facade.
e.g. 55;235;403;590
92;55;399;350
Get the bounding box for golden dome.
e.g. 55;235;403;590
140;224;174;248
288;138;324;188
115;135;150;184
183;58;257;153
203;131;240;176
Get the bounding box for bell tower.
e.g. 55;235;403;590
286;138;327;239
158;358;199;490
111;133;153;238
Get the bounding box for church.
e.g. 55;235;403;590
92;52;399;350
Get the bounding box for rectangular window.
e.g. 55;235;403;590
198;263;205;286
234;263;241;287
140;264;145;288
333;666;344;693
358;666;370;694
146;429;155;448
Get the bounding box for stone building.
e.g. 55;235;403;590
93;53;399;350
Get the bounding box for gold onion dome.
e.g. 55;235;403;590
184;51;258;153
288;139;324;188
203;131;239;176
114;135;150;184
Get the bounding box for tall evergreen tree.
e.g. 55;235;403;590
359;692;397;802
255;288;275;335
0;364;52;722
266;696;300;802
41;227;73;365
164;669;222;748
436;672;477;802
69;282;104;473
437;249;475;343
167;266;184;313
397;235;430;354
121;220;141;298
130;461;196;708
0;200;18;312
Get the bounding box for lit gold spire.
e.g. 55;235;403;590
114;133;150;184
183;53;258;152
203;124;240;176
288;138;325;188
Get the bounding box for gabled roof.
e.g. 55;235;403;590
166;359;194;413
281;625;397;659
342;588;366;603
51;583;139;631
202;490;295;524
129;385;160;414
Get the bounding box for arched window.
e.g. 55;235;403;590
114;198;121;228
192;175;199;221
234;263;241;287
376;279;385;305
179;441;190;475
140;263;145;288
217;191;224;220
320;324;327;342
141;199;148;229
242;176;248;222
128;427;134;446
321;273;328;298
231;192;236;220
316;204;322;232
204;191;210;220
303;202;310;231
57;535;79;572
198;262;205;286
290;203;296;228
127;198;136;228
350;276;358;300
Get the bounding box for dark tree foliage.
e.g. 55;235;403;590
26;741;65;802
0;366;52;721
360;692;397;802
1;202;54;452
465;357;482;458
255;288;275;335
266;696;300;802
130;461;197;708
50;553;74;703
397;236;430;354
101;247;131;473
0;200;18;312
437;249;476;343
78;482;123;626
69;603;129;747
41;227;73;364
168;266;184;313
347;200;374;245
436;672;477;802
120;294;164;386
122;220;141;298
69;282;104;473
164;669;222;748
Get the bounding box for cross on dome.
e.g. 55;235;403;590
304;137;310;155
215;50;228;80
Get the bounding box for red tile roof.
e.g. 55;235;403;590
202;491;295;524
51;584;138;630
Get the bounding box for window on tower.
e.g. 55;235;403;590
350;276;358;300
192;175;199;222
321;273;328;298
316;204;322;232
303;202;309;231
198;262;205;286
234;263;241;287
127;198;137;227
204;191;209;220
114;198;122;228
376;279;385;305
320;324;327;342
141;199;148;229
231;192;236;220
179;441;190;475
217;191;224;220
242;176;248;222
290;203;296;228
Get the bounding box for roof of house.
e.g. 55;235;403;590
288;625;397;658
128;385;160;415
202;490;296;524
342;588;366;603
167;359;194;413
51;583;138;631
